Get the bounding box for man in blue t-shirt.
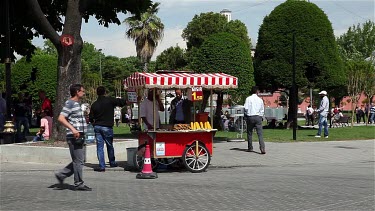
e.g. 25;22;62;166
169;89;192;124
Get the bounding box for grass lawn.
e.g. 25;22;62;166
215;126;374;142
32;123;374;143
113;123;374;143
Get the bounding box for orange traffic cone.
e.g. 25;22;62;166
136;144;158;179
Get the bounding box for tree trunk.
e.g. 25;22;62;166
143;62;148;72
51;1;83;141
200;90;211;113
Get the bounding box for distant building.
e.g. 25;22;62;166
220;9;232;22
251;48;256;58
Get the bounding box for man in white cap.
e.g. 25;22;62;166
315;90;329;138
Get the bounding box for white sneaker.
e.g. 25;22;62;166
324;136;328;138
315;135;321;138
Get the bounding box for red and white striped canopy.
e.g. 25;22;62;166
124;72;238;89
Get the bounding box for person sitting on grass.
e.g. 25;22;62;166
33;110;52;142
33;126;45;142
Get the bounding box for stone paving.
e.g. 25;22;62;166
0;139;374;210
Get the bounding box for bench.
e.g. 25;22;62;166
332;116;351;128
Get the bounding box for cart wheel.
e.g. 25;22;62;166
133;145;159;171
182;142;211;173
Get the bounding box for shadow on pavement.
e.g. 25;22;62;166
213;137;229;143
84;161;128;171
230;147;263;154
48;183;76;191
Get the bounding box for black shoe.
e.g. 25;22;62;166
94;168;105;172
260;148;266;154
109;163;118;168
55;173;64;185
246;149;254;152
74;185;92;191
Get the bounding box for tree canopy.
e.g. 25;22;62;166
0;0;152;140
155;46;187;71
10;41;142;106
0;0;151;61
191;32;254;104
337;20;375;60
182;12;251;50
11;49;57;106
124;2;164;71
254;0;345;91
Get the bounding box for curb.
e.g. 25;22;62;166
227;139;246;142
0;139;138;164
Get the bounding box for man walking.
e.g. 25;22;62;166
244;86;266;154
89;86;128;172
315;90;329;138
55;84;91;191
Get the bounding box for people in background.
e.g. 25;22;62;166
360;105;366;123
0;93;6;131
114;107;121;127
33;110;53;142
127;106;132;125
244;86;266;154
89;86;128;172
13;92;29;142
355;107;363;124
315;90;329;138
332;109;344;125
39;90;53;117
369;103;375;124
24;92;33;126
306;105;314;126
140;89;165;130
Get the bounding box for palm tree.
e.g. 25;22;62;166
124;2;164;72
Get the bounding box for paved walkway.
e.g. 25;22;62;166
1;139;374;171
1;140;374;211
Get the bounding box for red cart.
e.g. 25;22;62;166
124;71;238;173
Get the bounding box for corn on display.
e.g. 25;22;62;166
189;121;211;130
170;122;212;131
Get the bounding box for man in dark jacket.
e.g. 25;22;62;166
89;86;128;172
169;89;192;124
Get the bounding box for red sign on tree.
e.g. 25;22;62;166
60;34;74;47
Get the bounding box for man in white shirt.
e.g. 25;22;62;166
244;86;266;154
315;90;329;138
140;89;165;130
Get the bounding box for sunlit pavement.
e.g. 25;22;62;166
1;139;374;210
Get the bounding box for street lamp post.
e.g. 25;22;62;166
98;49;102;84
4;0;12;120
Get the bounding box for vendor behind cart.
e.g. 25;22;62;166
169;89;192;124
140;89;165;130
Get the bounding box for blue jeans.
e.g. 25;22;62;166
33;134;45;142
317;115;328;137
94;125;116;169
16;116;29;142
370;113;375;123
